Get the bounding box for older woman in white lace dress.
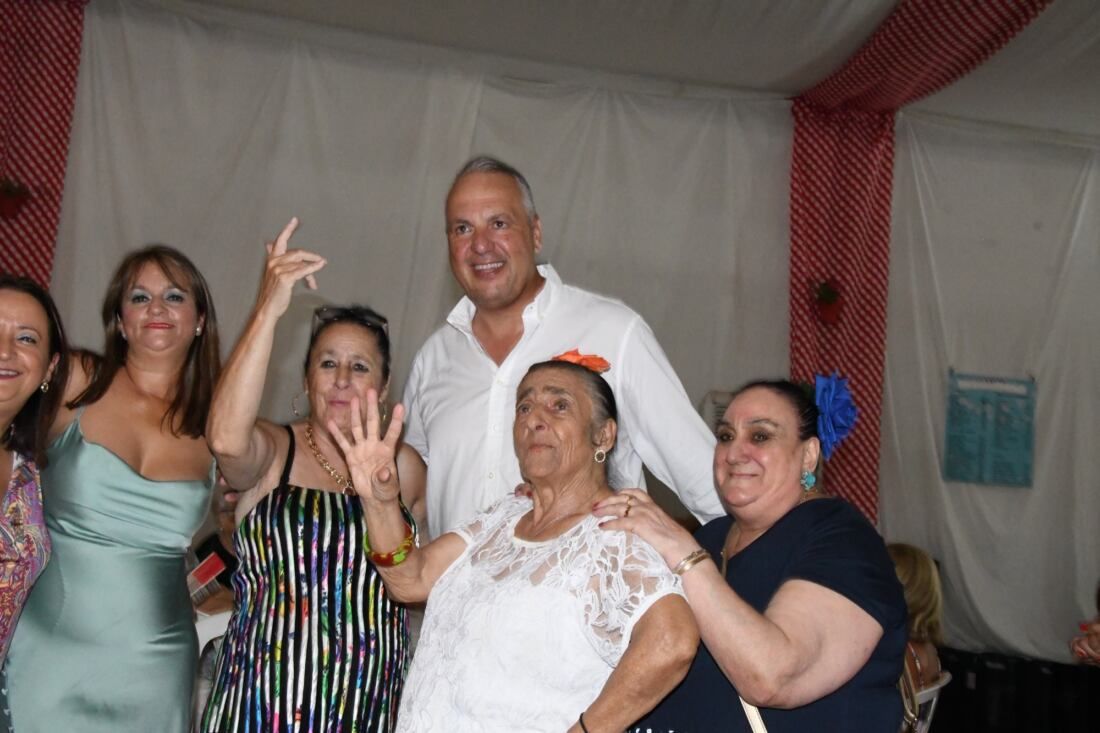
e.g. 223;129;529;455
330;356;699;733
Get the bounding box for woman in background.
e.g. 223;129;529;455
6;247;220;732
888;542;945;691
0;275;68;731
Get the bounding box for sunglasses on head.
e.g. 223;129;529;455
311;305;389;335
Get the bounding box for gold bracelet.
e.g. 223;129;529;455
672;548;711;576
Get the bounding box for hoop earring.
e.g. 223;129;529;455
594;448;607;464
800;470;816;491
291;390;307;418
39;380;49;393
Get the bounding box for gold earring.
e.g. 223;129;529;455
379;402;388;424
291;390;307;418
39;380;49;393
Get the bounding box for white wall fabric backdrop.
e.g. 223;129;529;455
51;0;791;425
47;0;1097;662
881;113;1100;661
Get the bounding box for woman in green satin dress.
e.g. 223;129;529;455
5;246;221;733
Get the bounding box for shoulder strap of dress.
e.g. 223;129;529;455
54;404;88;446
71;404;88;428
278;425;296;487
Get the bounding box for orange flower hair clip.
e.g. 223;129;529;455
551;349;611;374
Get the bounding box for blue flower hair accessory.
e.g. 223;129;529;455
815;372;859;460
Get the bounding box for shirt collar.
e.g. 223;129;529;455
446;264;562;335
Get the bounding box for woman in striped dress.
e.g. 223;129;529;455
201;219;425;732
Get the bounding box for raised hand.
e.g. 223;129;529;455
327;390;405;504
255;217;327;320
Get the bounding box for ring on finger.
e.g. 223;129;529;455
624;504;631;518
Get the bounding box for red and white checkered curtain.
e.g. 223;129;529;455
789;0;1051;521
0;0;86;286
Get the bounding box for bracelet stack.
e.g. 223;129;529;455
671;548;711;576
365;522;415;567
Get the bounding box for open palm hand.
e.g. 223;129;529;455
326;390;405;504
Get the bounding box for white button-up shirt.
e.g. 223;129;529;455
403;265;724;539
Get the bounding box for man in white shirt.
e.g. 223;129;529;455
403;156;724;539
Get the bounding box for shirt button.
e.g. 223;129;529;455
488;472;495;479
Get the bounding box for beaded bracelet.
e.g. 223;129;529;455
365;522;415;567
672;548;712;576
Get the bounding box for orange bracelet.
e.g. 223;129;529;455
365;522;415;567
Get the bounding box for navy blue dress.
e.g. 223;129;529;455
635;498;906;733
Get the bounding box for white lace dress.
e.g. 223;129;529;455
396;495;683;732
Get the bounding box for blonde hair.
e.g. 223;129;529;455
888;543;944;645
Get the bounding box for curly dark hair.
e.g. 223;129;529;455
732;379;818;442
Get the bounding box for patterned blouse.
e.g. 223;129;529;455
0;452;50;665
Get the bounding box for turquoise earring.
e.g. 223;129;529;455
800;470;816;491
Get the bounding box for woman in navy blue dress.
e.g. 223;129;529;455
596;378;907;733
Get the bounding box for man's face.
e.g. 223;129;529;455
445;172;542;313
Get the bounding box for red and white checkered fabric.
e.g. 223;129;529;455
789;102;895;521
790;0;1051;521
0;0;86;286
804;0;1052;112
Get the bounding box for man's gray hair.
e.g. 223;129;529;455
453;155;538;221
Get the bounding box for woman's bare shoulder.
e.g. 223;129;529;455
48;351;102;440
64;350;99;401
231;420;294;523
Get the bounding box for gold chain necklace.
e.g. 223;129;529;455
304;424;356;497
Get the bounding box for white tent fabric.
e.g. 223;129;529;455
47;0;1098;662
51;2;790;459
881;112;1100;660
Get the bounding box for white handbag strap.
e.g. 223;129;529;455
739;697;768;733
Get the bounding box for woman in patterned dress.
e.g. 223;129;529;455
201;219;424;732
0;275;68;731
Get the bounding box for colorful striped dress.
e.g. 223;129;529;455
201;427;411;733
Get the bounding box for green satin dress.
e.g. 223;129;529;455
5;412;211;733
